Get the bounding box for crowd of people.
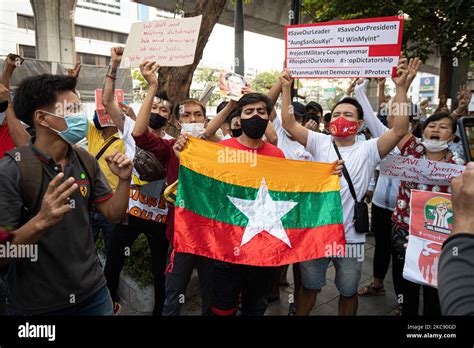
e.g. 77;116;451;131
0;47;473;317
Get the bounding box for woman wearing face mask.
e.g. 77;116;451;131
391;111;466;317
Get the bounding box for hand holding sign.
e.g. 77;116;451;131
279;69;293;88
392;55;409;91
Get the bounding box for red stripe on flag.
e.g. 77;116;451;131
173;207;346;267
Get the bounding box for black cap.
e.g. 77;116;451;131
305;101;323;115
0;101;8;113
292;102;306;118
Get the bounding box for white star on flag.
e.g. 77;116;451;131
227;178;298;247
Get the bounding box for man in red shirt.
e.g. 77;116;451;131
174;93;285;316
0;54;30;159
131;61;235;315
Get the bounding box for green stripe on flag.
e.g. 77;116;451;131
176;166;343;229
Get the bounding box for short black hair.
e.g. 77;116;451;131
323;112;332;123
236;92;272;117
216;101;229;114
306;101;323;115
422;112;457;133
155;91;169;101
13;74;77;127
174;99;206;120
331;97;364;120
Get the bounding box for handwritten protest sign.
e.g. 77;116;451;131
95;89;124;127
403;190;452;288
285;16;403;78
127;179;168;223
120;15;202;68
379;155;465;186
219;70;249;101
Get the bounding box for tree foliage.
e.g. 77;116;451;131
251;70;280;93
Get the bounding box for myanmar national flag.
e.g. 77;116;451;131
174;138;345;266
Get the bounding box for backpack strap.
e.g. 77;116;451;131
5;146;43;212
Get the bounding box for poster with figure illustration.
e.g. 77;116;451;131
403;190;452;288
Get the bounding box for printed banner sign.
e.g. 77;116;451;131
120;15;202;68
403;190;452;287
379;155;465;186
285;16;403;78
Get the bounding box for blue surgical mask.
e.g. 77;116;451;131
44;111;89;145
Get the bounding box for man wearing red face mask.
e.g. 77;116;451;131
280;56;412;316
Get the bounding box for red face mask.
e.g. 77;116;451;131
328;117;359;137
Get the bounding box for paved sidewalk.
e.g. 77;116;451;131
121;233;400;316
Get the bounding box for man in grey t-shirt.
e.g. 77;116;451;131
0;74;132;315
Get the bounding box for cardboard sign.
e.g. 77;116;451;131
95;89;124;127
219;70;249;101
403;190;452;287
285;16;403;78
379;155;465;186
121;15;202;68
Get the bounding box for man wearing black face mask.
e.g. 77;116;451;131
212;93;285;316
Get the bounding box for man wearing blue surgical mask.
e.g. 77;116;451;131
0;74;132;315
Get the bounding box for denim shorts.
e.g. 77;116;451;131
299;243;364;297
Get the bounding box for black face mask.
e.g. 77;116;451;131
231;128;242;138
149;113;168;129
240;115;269;139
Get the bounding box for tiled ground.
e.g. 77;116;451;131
121;233;400;316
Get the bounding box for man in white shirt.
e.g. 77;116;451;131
279;57;411;315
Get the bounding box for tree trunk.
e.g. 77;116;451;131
157;0;227;104
438;54;453;99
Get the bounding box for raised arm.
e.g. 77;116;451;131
102;47;125;132
202;99;236;139
450;85;470;121
376;57;420;158
132;61;159;137
0;54;30;146
266;78;282;122
354;79;388;138
280;69;308;146
377;78;387;108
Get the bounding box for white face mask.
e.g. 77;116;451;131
181;123;205;138
421;138;449;152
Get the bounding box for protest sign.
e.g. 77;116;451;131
120;15;202;68
403;190;452;287
219;70;249;101
379;155;465;186
95;89;124;127
285;16;403;78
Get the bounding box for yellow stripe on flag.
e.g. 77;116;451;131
180;137;340;193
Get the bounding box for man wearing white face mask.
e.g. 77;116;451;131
131;61;235;315
0;74;132;315
391;111;466;316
